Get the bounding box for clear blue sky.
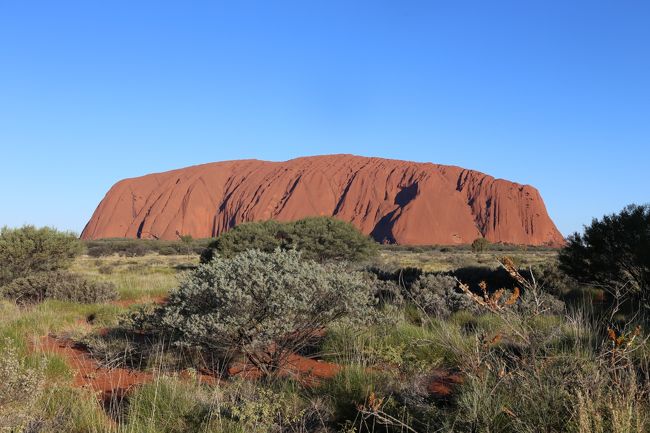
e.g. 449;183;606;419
1;1;648;236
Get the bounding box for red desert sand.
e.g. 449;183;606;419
82;154;564;246
33;299;459;401
37;334;459;400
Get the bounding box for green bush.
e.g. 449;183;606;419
134;249;375;377
158;245;180;256
471;237;490;253
0;225;82;286
290;216;378;262
1;271;118;305
560;204;650;309
200;216;378;263
86;244;113;257
200;220;287;262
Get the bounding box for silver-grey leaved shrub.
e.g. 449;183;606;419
406;274;479;318
0;338;45;431
134;249;375;378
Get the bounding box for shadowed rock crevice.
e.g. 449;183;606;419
371;183;419;243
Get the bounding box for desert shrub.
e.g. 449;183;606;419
200;220;287;262
84;238;211;257
366;266;423;289
123;242;150;257
1;271;118;304
177;234;196;256
530;261;576;297
87;239;151;257
471;237;490;252
200;217;378;263
560;204;650;309
158;245;180;256
222;381;330;433
133;249;375;377
225;389;292;433
405;274;478;318
0;338;45;431
0;225;82;286
517;287;565;316
86;244;112;257
460;257;568;319
372;278;404;307
452;266;517;292
289;217;378;262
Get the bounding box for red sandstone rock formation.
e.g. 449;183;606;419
81;155;564;246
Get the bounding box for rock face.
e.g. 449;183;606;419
81;155;564;246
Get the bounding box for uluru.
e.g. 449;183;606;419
81;154;564;246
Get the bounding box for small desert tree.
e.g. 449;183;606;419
177;233;195;257
145;249;374;377
559;204;650;310
0;226;82;286
471;237;490;253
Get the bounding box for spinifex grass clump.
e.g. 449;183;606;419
131;249;375;378
445;257;649;433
